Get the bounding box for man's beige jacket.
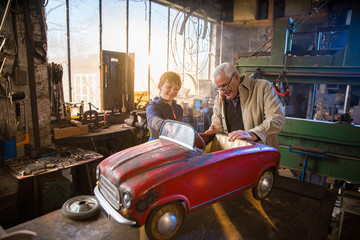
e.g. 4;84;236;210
210;74;286;149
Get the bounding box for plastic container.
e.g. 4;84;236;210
0;139;17;160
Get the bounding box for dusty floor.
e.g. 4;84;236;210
7;176;336;240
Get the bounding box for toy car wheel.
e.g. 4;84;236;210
252;169;274;200
145;202;185;240
62;195;100;220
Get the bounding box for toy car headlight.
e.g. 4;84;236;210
122;191;132;208
96;166;101;180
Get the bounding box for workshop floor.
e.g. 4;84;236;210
6;176;336;240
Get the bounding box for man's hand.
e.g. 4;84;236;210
228;130;259;142
205;124;218;135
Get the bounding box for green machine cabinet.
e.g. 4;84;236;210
235;3;360;184
278;118;360;183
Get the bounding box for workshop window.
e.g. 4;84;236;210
46;1;212;109
285;83;360;124
102;0;127;52
285;83;313;119
149;3;168;100
69;0;100;110
129;0;150;92
314;84;360;124
46;0;69;101
73;74;97;109
169;9;211;96
46;0;101;110
168;8;182;77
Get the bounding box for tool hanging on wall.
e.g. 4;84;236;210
11;91;24;121
121;94;126;113
48;63;64;122
12;91;29;147
0;75;29;146
273;71;291;105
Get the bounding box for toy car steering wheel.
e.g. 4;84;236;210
196;133;206;151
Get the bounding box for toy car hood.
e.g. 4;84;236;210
98;138;196;188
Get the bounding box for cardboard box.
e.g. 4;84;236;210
53;125;88;140
53;127;69;140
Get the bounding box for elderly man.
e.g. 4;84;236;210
206;62;285;149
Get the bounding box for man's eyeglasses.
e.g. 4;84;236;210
215;72;236;92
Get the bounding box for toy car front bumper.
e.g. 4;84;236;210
94;186;136;225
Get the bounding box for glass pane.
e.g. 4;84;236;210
168;10;211;96
102;0;126;52
160;121;196;149
150;3;168;100
314;84;359;122
69;0;100;111
320;30;349;50
129;0;149;91
198;21;211;80
168;9;184;74
285;83;313;118
351;85;360;125
45;0;69;102
284;83;360;123
183;16;198;76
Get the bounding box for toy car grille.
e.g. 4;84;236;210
99;175;120;210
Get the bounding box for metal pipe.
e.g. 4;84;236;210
148;0;151;98
126;0;129;54
279;145;360;161
344;85;351;114
66;0;72;102
292;26;350;35
99;0;102;53
208;23;212;79
250;38;272;57
294;0;331;31
310;84;317;119
167;7;170;71
301;155;308;181
219;21;223;63
0;0;12;34
182;12;186;85
292;8;310;25
196;19;199;94
99;0;102;110
244;69;360;78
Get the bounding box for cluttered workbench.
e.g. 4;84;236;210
54;124;136;157
1;148;102;179
0;148;103;227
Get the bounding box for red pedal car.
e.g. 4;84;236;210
94;120;280;240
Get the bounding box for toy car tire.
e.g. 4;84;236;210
252;169;274;200
62;195;100;220
145;201;185;240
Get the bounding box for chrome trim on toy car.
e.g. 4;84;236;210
190;182;256;210
99;175;120;210
121;191;132;208
94;186;136;225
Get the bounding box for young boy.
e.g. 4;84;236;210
146;71;183;140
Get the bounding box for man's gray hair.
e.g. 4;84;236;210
213;62;239;79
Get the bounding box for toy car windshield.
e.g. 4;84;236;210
159;120;196;150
